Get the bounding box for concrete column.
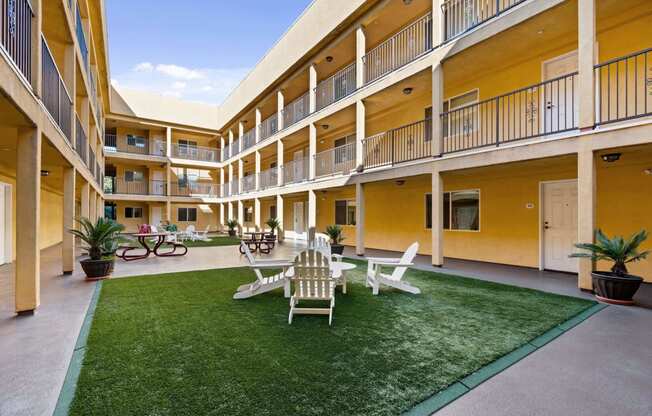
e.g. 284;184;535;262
255;108;262;143
255;151;261;190
431;167;444;266
355;100;365;168
228;201;234;222
166;200;171;222
432;62;444;156
277;90;285;131
276;194;284;242
238;122;244;153
220;137;225;161
15;127;41;313
577;145;596;290
578;0;596;130
228;163;234;195
309;64;317;113
81;181;90;219
434;0;445;46
277;139;284;186
89;189;96;221
254;198;261;231
355;183;365;255
356;25;366;89
237;200;244;234
166;162;171;196
219;203;225;231
96;194;103;220
80;97;90;161
30;0;43;96
228;129;234;158
238;159;244;194
309;123;317;180
62;167;76;274
219;167;225;197
166;127;172;157
308;190;317;243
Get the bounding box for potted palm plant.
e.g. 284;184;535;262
69;217;125;280
570;229;649;305
226;219;239;237
325;224;345;255
266;217;280;235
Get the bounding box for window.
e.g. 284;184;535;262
334;135;355;164
126;135;146;148
124;207;143;219
335;200;356;226
270;205;277;219
425;190;479;231
244;206;254;223
124;170;144;182
178;207;197;222
105;203;116;220
443;90;479;138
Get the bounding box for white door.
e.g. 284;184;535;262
293;150;304;181
542;51;578;133
542;181;578;273
293;201;305;237
152;171;165;195
151;207;162;227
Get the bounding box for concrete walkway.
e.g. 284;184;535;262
1;243;650;416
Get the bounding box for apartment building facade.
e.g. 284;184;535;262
0;0;109;313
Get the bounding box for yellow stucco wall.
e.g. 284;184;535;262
171;203;218;232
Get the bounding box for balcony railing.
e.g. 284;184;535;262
259;167;278;190
41;36;72;142
103;134;165;156
440;72;578;154
241;175;256;193
363;119;432;169
105;178;167;196
315;142;356;178
230;139;240;158
171;143;219;163
230;179;239;196
282;92;310;129
88;147;95;171
595;48;652;126
95;163;102;186
76;4;89;74
0;0;33;82
259;114;278;141
363;13;432;85
283;157;309;184
171;182;218;197
242;128;256;151
316;62;356;110
442;0;526;42
75;116;87;165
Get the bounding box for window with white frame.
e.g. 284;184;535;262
335;200;356;226
124;207;143;219
126;135;146;148
178;207;197;222
244;206;254;223
124;170;144;182
425;190;480;231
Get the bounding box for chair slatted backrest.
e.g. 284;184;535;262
311;233;331;258
292;250;332;300
241;242;265;282
391;242;419;281
186;225;196;234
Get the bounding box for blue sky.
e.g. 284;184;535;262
107;0;313;105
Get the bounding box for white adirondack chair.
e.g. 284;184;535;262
289;250;335;325
366;242;420;295
182;225;197;241
311;233;343;263
195;225;211;241
233;242;293;299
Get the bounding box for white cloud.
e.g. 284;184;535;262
155;64;204;80
133;62;154;72
172;81;187;90
201;85;214;92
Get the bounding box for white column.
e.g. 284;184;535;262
30;0;43;96
432;62;444;156
431;167;444;266
276;194;284;242
434;0;445;46
255;108;262;143
166;200;171;222
309;64;317;113
277;139;284;186
96;194;103;220
355;183;365;256
578;0;596;130
220;167;225;197
308;189;317;243
356;25;366;89
228;129;234;158
309;123;317;180
255;150;261;190
81;182;90;219
219;203;225;231
254;198;261;231
228;163;234;195
238;159;244;194
220;136;226;161
62;167;76;274
355;100;365;169
277;90;285;131
166;127;172;157
237;200;244;234
577;145;596;290
89;189;96;221
238;122;244;153
228;201;234;222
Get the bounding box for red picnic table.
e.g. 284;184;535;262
116;232;188;261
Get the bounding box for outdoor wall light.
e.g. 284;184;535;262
601;153;621;163
644;168;652;175
40;170;50;176
403;0;413;5
325;56;333;63
321;124;330;130
402;87;413;95
395;180;406;186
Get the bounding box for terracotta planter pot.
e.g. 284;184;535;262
80;259;113;280
592;271;643;305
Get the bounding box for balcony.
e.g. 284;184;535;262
442;0;526;42
363;118;432;169
282;157;309;184
75;4;89;75
259;167;278;190
88;147;95;172
230;139;240;158
171;182;218;198
41;36;73;142
104;134;165;156
104;178;167;196
363;13;432;85
75;116;88;165
315;142;356;178
259;114;278;141
220;182;230;197
0;0;32;82
282;92;310;129
241;175;256;193
229;179;239;196
315;62;356;111
242;128;256;151
171;143;220;163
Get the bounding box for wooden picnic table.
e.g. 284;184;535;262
116;232;188;262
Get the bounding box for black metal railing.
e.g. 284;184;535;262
363;119;432;169
441;72;578;154
315;62;356;110
88;147;95;171
0;0;33;82
76;4;89;73
75;116;87;165
595;48;652;126
41;36;73;141
442;0;526;42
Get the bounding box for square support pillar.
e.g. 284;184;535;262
30;0;43;96
309;123;317;180
62;167;76;274
431;167;444;266
355;183;365;256
96;194;103;220
16;127;41;313
355;25;366;89
166;200;171;222
309;64;317;113
433;0;445;47
166;127;172;157
228;163;234;195
220;137;226;161
254;198;261;231
277;139;284;186
89;189;96;220
578;0;596;130
277;90;285;131
238;160;244;194
220;167;225;197
219;203;225;231
355;100;365;168
255;108;262;143
228;129;234;158
166;162;171;196
228;201;234;222
276;194;284;242
238;122;244;153
255;150;261;190
237;201;244;234
308;190;317;243
432;62;444;156
577;146;596;290
81;182;90;219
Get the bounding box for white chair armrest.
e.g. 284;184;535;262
366;257;401;263
252;261;293;268
331;254;343;262
373;261;414;267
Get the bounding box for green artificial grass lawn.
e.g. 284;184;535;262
70;261;594;416
182;236;241;247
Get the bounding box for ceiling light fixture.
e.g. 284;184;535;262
395;179;405;186
601;153;621;163
326;56;334;63
644;168;652;175
321;124;330;130
402;87;413;95
403;0;412;4
40;170;50;177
